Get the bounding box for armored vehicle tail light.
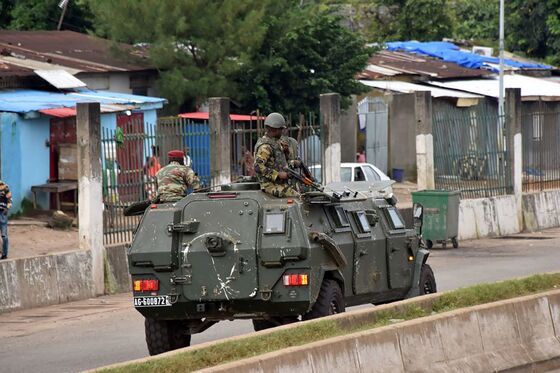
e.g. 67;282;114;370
283;274;308;286
133;279;159;292
150;204;158;209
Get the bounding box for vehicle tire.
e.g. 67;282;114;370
303;279;345;320
418;264;437;295
426;240;433;249
451;237;459;249
145;318;191;355
252;319;278;331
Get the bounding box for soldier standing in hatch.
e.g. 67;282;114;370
156;149;200;202
254;113;300;198
0;180;11;260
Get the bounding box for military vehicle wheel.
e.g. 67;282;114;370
252;319;277;331
419;264;437;295
426;240;434;249
303;279;345;320
145;318;191;355
451;237;459;249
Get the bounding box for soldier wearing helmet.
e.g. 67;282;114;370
253;113;300;198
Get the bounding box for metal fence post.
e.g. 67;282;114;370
209;97;231;186
505;88;522;218
321;93;341;184
77;102;104;295
415;91;435;190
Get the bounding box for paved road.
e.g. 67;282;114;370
2;228;560;373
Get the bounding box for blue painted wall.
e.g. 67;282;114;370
1;108;160;215
0;113;49;215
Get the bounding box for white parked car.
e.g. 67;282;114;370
309;162;393;196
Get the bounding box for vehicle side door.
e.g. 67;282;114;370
349;209;387;294
382;206;415;289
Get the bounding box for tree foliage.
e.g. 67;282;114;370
89;0;371;113
1;0;93;32
234;10;372;113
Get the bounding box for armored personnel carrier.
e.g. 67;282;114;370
126;180;436;355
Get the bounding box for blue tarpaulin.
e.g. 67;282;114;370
386;41;552;72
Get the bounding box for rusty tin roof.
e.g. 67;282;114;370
0;30;153;77
358;50;491;80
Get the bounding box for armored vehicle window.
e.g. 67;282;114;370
264;212;286;234
355;211;371;233
386;207;405;229
328;205;350;229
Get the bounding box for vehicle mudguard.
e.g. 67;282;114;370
405;248;430;298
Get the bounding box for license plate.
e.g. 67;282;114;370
133;295;171;307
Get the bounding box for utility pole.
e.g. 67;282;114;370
498;0;505;122
57;0;69;31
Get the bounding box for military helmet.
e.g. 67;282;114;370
264;112;286;128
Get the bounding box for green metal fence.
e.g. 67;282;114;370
522;101;560;192
101;117;211;245
433;100;512;199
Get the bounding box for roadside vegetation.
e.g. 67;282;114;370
99;272;560;373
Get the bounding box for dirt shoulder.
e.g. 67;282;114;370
5;217;79;260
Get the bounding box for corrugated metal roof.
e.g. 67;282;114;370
357;51;490;80
39;104;136;118
0;89;166;114
427;76;560;101
360;80;483;98
34;69;87;89
0;30;153;76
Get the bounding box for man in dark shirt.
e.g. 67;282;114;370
0;180;12;259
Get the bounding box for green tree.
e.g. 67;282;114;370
7;0;93;32
234;10;372;113
452;0;498;42
90;1;371;112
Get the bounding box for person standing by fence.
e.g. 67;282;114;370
0;180;11;259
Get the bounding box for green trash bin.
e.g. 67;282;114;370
411;190;460;249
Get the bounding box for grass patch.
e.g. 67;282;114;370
100;272;560;373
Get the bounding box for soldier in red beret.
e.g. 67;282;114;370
155;150;200;202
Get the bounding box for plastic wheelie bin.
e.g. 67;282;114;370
411;190;460;249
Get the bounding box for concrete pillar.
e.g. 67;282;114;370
76;102;104;295
505;88;522;224
321;93;341;184
415;91;435;190
340;95;357;163
209;97;231;186
388;93;416;180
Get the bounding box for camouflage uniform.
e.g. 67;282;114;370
0;180;11;259
254;135;300;198
280;135;299;167
156;162;200;202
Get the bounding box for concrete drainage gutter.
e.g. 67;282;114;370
196;289;560;373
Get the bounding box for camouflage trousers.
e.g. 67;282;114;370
260;182;300;198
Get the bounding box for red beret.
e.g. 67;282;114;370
168;150;185;158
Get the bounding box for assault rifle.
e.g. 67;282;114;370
285;167;323;192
